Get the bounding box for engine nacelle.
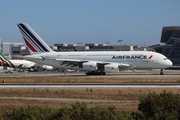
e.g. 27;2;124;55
42;65;53;71
82;61;97;71
104;63;119;73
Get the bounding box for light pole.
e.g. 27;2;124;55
117;39;123;51
105;42;110;51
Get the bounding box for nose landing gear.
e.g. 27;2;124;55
160;69;163;75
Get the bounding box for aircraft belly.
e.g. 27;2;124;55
135;61;151;69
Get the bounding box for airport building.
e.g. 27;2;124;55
2;42;24;59
11;46;30;56
54;43;146;52
153;26;180;66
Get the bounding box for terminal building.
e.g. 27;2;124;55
153;26;180;66
1;42;24;59
54;43;136;51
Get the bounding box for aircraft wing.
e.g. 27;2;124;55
15;56;131;70
55;59;88;67
55;59;131;69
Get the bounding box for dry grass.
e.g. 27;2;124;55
0;76;180;115
0;76;180;83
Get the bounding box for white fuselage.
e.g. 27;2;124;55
8;60;53;71
17;23;173;74
9;60;35;68
24;51;172;71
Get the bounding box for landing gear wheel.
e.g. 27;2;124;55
85;71;106;75
101;72;106;75
160;69;163;75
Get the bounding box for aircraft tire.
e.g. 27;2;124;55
160;69;163;75
85;71;106;75
101;72;106;75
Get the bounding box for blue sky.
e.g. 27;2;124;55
1;0;180;46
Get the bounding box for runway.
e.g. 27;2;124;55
0;70;180;89
0;69;180;78
0;83;180;88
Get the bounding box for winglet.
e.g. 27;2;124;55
17;23;54;54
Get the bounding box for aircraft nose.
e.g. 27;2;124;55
166;60;173;67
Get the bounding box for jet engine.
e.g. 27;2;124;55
104;63;119;72
82;61;97;71
42;65;53;71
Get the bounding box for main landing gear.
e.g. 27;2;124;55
160;69;163;75
85;71;106;75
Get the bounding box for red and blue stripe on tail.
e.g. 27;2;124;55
17;23;54;54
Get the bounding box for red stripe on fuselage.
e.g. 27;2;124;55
23;37;38;52
149;55;153;59
0;57;11;67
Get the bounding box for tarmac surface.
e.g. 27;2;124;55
0;69;179;103
0;69;180;78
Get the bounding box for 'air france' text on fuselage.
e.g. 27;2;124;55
112;55;147;59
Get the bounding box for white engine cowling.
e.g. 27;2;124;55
104;63;119;73
82;61;97;71
42;65;53;71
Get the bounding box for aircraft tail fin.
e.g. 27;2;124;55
0;52;15;68
0;52;8;61
17;23;54;55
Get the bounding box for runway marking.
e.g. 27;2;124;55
0;84;180;88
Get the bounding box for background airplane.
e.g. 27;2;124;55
0;52;54;72
17;23;172;75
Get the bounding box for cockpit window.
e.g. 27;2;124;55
164;58;168;60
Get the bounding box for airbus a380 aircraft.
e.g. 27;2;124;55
17;23;172;75
0;52;53;72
